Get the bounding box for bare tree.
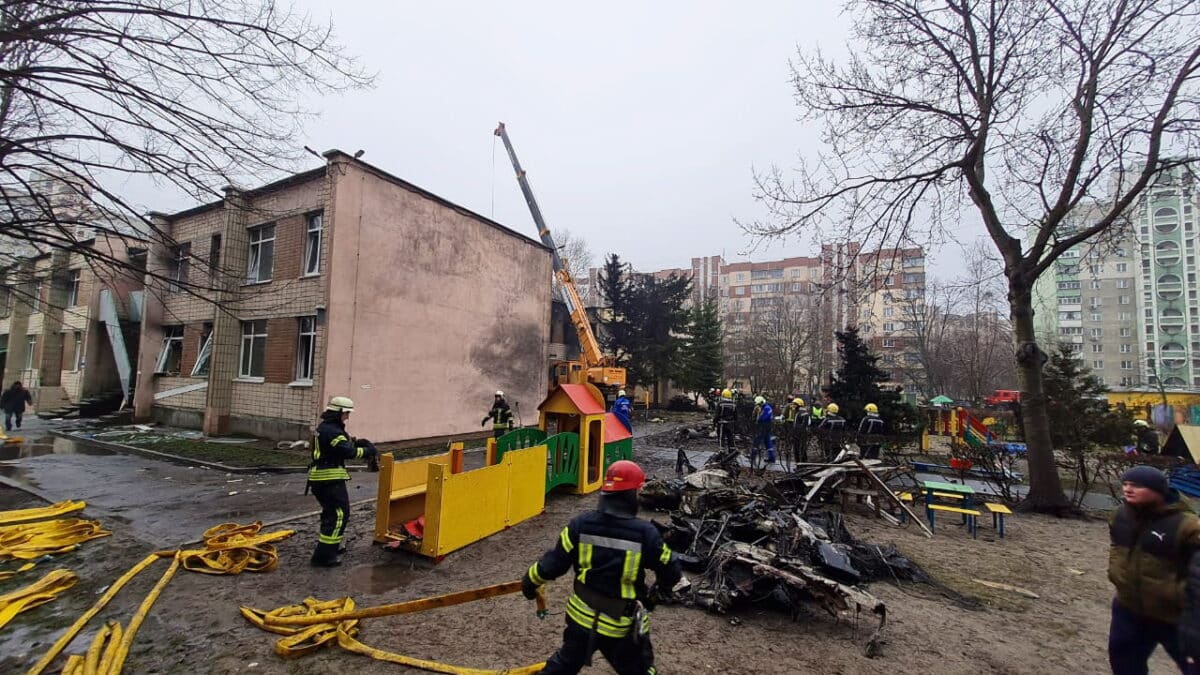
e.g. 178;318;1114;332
553;229;595;304
746;0;1200;512
731;297;818;395
894;279;956;398
0;0;371;299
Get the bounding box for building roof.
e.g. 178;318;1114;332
160;150;548;253
603;413;633;443
538;383;606;416
722;256;820;273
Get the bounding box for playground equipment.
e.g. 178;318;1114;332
373;383;634;559
921;407;1026;455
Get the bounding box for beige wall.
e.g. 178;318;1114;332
323;160;551;442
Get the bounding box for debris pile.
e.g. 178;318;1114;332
644;467;928;656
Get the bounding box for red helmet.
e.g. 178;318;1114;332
602;460;645;492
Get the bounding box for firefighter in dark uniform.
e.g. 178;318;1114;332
308;396;377;567
482;390;515;439
857;403;885;460
521;460;682;674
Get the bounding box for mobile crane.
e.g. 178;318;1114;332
494;122;626;392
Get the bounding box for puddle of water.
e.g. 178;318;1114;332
346;563;417;595
0;436;114;461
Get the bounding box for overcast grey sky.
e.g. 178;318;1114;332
290;2;977;274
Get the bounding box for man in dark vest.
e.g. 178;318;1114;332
1108;465;1200;674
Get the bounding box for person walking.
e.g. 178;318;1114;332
307;396;377;567
0;381;33;432
521;460;681;674
482;391;516;439
1108;465;1200;674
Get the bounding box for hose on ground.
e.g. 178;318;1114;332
0;500;85;525
0;568;77;630
0;518;111;559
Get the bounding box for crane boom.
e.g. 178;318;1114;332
494;123;622;387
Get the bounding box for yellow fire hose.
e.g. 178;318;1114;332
242;581;548;674
0;568;77;630
27;522;294;675
0;518;111;559
0;501;85;525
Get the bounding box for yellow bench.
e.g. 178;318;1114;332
984;502;1013;538
926;504;982;538
930;491;966;501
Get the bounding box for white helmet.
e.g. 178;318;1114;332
495;390;504;397
618;390;627;397
326;396;354;412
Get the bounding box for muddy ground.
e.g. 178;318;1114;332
0;423;1172;674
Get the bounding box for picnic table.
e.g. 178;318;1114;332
922;480;976;509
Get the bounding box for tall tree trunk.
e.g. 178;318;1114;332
1009;282;1071;513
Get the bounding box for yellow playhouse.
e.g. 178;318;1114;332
373;383;633;560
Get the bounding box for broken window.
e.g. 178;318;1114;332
246;224;275;284
24;335;37;370
66;269;81;306
167;243;190;293
30;279;42;312
239;319;267;378
191;323;213;377
304;213;322;276
155;326;184;374
208;234;222;280
72;331;84;371
295;316;316;382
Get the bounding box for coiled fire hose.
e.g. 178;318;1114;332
27;521;294;675
0;568;77;631
242;581;549;674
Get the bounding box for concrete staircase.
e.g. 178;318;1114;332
37;388;125;420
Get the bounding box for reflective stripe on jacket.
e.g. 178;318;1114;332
308;419;362;482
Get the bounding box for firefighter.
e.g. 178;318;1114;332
308;396;377;567
817;402;846;460
522;460;681;674
1134;419;1160;455
787;397;811;464
714;389;737;450
858;403;885;460
612;389;633;432
482;391;515;439
751;395;775;466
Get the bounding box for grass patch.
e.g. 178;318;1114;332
118;436;309;467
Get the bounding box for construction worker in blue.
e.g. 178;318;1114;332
308;396;377;567
522;460;681;674
612;389;633;432
751;395;775;466
482;390;515;439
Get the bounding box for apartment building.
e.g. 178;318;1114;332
855;247;927;391
133;151;552;442
0;233;143;412
1133;164;1199;389
1032;203;1148;390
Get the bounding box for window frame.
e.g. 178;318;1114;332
167;243;190;293
238;319;268;379
71;330;84;371
294;316;317;383
24;335;37;370
245;223;276;284
29;279;42;313
191;323;213;378
66;269;81;307
154;325;185;375
303;212;323;277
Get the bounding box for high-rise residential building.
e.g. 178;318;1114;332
1133;164;1199;389
1032;204;1142;390
855;246;927;391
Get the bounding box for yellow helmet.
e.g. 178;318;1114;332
865;403;879;414
793;397;805;406
827;403;840;414
722;388;733;398
326;396;355;412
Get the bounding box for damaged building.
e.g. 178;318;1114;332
133;151;552;442
0;233;144;416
